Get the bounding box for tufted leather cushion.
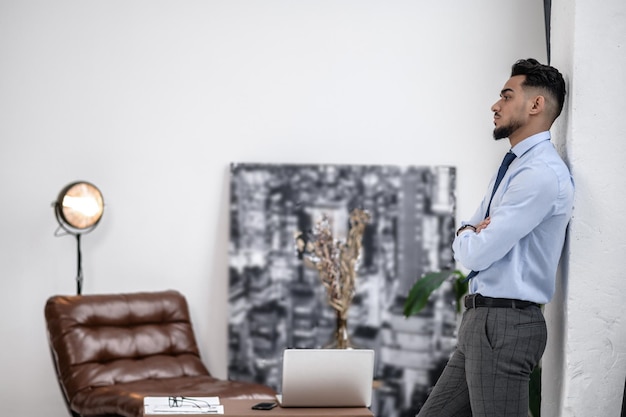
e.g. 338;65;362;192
45;290;276;417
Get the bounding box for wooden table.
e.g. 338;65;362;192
153;398;374;417
222;399;373;416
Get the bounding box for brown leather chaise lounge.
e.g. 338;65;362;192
45;290;276;417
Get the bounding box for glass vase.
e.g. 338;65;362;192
325;309;351;349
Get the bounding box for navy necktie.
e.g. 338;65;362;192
465;151;517;281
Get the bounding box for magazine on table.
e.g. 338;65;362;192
144;396;223;414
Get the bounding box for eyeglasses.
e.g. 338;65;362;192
168;396;212;409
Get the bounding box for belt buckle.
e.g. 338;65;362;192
466;294;477;309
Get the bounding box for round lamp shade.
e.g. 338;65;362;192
55;181;104;233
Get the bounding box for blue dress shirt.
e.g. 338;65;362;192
453;131;575;304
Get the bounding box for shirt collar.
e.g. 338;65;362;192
510;131;551;157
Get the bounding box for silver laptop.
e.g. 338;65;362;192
276;348;375;408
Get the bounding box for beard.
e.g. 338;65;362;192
493;119;523;140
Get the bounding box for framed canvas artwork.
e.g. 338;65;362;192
228;163;457;416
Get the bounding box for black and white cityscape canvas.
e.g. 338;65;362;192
228;163;457;416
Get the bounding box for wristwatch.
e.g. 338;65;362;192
456;224;477;236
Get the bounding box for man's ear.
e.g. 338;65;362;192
529;95;545;115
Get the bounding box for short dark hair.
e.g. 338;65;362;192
511;58;566;121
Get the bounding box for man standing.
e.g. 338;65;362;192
417;59;574;417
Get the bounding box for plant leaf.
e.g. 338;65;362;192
451;269;469;313
403;271;453;317
528;366;541;417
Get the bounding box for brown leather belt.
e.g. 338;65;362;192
465;293;539;310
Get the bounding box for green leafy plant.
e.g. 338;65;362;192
403;269;468;317
529;366;541;417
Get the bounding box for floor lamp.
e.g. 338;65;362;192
53;181;104;295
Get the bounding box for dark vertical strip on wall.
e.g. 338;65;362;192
621;376;626;417
544;0;552;63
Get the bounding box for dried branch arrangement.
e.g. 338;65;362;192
295;208;370;320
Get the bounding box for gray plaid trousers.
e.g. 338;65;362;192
417;305;547;417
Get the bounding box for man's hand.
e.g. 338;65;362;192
456;217;492;236
475;217;491;234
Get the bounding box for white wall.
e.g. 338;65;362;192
0;1;577;417
543;0;626;416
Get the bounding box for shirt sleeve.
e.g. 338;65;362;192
452;163;559;271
